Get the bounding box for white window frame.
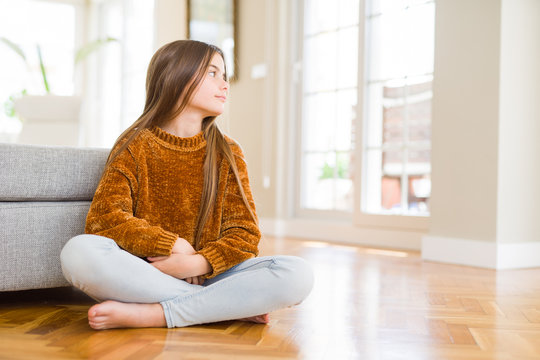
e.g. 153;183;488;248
356;0;432;230
293;0;357;221
293;0;430;231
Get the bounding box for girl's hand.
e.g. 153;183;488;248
185;276;205;285
146;237;195;263
148;253;211;281
148;253;195;279
172;237;196;255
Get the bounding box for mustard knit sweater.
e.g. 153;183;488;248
85;126;261;279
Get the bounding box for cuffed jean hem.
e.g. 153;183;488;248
160;301;175;329
159;256;314;328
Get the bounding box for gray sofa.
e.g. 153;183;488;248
0;142;109;291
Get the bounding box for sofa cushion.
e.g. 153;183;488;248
0;201;91;291
0;143;109;201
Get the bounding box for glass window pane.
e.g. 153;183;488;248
368;0;408;15
381;175;402;211
369;0;430;15
382;82;406;147
336;89;356;151
365;83;384;148
381;79;433;146
365;148;411;213
302;152;336;210
404;3;435;76
367;79;408;148
304;32;338;92
383;149;403;177
405;149;431;175
303;92;336;152
302;151;353;211
367;11;408;81
409;174;430;213
364;147;431;214
305;0;339;35
364;149;383;212
405;77;432;147
335;151;354;210
337;26;358;89
363;1;434;216
407;102;431;144
301;1;358;213
339;0;360;27
408;121;430;143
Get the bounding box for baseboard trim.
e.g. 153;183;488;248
259;218;423;250
259;219;540;269
422;235;540;269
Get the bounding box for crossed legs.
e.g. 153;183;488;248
61;234;314;329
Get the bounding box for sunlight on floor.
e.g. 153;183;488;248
300;240;409;257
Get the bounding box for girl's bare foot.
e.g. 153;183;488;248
88;300;166;330
239;313;270;324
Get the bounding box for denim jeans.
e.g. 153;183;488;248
60;234;314;328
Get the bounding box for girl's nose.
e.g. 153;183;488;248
221;79;229;91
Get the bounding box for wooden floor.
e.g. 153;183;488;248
2;236;540;359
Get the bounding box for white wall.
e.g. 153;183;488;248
497;0;540;245
423;0;540;268
227;0;274;216
428;0;500;243
154;0;187;50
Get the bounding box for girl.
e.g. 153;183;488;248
60;40;313;330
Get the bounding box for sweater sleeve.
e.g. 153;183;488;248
197;146;261;278
85;145;177;257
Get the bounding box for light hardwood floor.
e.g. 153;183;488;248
2;236;540;359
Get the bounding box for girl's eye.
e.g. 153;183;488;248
209;71;216;77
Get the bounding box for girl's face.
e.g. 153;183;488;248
187;53;229;119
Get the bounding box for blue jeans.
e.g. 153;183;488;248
60;234;314;328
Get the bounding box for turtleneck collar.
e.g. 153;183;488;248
149;126;207;151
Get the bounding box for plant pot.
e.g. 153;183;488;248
14;95;82;146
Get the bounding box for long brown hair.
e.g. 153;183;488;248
106;40;257;250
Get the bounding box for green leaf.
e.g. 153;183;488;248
36;45;50;94
3;89;27;118
74;37;118;65
0;37;27;62
319;162;334;180
318;154;350;180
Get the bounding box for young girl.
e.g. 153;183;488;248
60;40;313;330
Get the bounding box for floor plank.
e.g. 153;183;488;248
2;236;540;359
